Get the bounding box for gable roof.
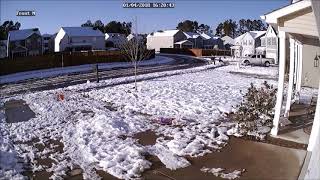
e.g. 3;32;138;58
249;31;266;39
221;36;235;45
266;25;278;36
8;28;41;41
183;32;201;39
62;27;104;37
147;30;180;37
200;33;221;40
234;31;266;43
174;40;193;45
127;33;143;41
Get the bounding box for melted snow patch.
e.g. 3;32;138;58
201;167;245;179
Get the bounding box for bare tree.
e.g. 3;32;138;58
120;17;152;91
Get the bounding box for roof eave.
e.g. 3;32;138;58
262;0;311;24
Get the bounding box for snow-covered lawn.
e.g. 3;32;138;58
0;55;174;84
1;63;280;179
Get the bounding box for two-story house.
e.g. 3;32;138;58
258;25;279;63
42;34;52;54
54;27;105;52
232;31;266;57
183;32;204;49
200;33;224;49
7;28;42;58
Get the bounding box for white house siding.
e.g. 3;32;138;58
147;30;187;51
305;84;320;179
301;39;320;88
69;36;105;50
55;29;66;52
55;28;105;52
147;36;174;51
241;33;255;56
265;26;278;63
279;7;319;37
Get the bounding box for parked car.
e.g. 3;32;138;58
241;54;274;67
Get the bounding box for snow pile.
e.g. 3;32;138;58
148;143;190;170
62;112;152;179
0;109;24;179
201;167;245;179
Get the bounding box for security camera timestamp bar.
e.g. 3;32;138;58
123;2;175;8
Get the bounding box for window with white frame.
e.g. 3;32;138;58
272;37;277;45
267;38;271;46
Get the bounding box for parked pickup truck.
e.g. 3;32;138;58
241;54;274;67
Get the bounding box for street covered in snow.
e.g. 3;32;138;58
0;62;310;179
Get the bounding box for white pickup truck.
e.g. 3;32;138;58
241;54;274;67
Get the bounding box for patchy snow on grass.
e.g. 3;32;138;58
218;64;278;78
201;167;245;179
0;63;277;179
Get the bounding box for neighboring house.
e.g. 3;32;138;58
262;0;320;179
231;31;266;57
259;25;279;63
48;33;57;53
42;34;52;54
0;40;7;58
183;32;204;48
54;27;105;52
201;33;224;49
173;40;193;49
7;28;42;58
221;35;235;50
146;30;188;51
105;33;127;48
127;33;144;43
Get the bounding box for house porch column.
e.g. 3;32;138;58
295;42;303;103
271;30;287;136
284;37;296;116
308;81;320;151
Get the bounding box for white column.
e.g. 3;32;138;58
285;37;296;117
271;30;287;136
295;43;303;102
307;82;320;151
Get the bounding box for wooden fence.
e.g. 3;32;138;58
160;48;231;57
0;50;155;76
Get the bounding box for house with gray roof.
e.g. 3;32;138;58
183;32;204;48
201;33;224;49
54;27;105;52
7;28;42;58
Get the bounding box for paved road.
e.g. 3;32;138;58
0;54;206;98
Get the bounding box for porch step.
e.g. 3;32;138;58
278;120;313;135
311;96;317;106
288;106;316;118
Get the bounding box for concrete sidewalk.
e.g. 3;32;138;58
143;137;306;180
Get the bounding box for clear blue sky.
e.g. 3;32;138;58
0;0;288;34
